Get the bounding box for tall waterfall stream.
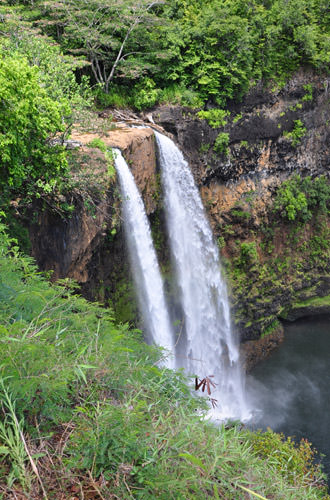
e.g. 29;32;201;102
114;148;175;369
114;134;250;421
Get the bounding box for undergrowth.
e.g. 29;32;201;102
0;223;328;499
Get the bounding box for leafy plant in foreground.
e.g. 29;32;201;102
0;222;328;499
0;379;28;488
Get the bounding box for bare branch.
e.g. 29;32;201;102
51;0;166;91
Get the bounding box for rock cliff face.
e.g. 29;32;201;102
28;126;157;324
27;71;329;368
152;71;329;213
150;70;329;360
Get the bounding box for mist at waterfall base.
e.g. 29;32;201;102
247;315;330;478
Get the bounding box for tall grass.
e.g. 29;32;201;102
0;223;328;499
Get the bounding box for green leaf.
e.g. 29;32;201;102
237;484;269;500
0;446;9;455
179;453;206;471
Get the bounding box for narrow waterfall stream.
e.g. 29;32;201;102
113;149;175;369
155;131;250;421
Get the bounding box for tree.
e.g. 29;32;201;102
0;53;69;195
45;0;165;93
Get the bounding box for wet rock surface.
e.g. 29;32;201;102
241;323;285;372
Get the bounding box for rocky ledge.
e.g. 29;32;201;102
29;124;159;285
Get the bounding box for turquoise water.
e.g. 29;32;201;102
247;315;330;479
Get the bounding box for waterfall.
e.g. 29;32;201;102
155;131;250;421
113;149;175;369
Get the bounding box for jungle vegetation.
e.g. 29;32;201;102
0;0;330;497
0;0;328;210
0;223;329;498
0;0;329;203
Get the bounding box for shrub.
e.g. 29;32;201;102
302;83;313;102
132;78;161;110
158;84;203;108
283;119;307;147
239;241;258;268
214;132;230;155
250;429;323;485
273;175;330;222
88;138;107;152
95;84;131;108
197;108;230;128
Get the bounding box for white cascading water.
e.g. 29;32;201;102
114;149;175;369
155;131;250;421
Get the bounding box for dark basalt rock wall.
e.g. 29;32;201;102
151;72;329;186
151;70;330;355
27;70;329;366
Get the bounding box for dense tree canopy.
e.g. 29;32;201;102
1;0;329;105
0;9;93;203
159;0;330;105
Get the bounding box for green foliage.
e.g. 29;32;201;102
261;319;280;338
302;83;313;102
132;77;161;111
273;175;330;222
0;222;154;428
275;184;308;221
106;148;116;181
0;26;92;110
233;113;243;123
1;211;31;255
43;0;167;93
217;236;225;249
227;173;329;344
292;294;330;310
199;143;210;154
250;429;322;485
94;81;204;110
87;138;116;180
239;241;258;269
88;138;107;153
197;108;230;128
158;84;203;107
0;223;328;497
95;84;132;108
3;0;329;109
214;132;230;155
231;209;251;219
0;52;69;195
283;119;307;146
112;277;138;324
160;0;330;106
0;380;28;488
